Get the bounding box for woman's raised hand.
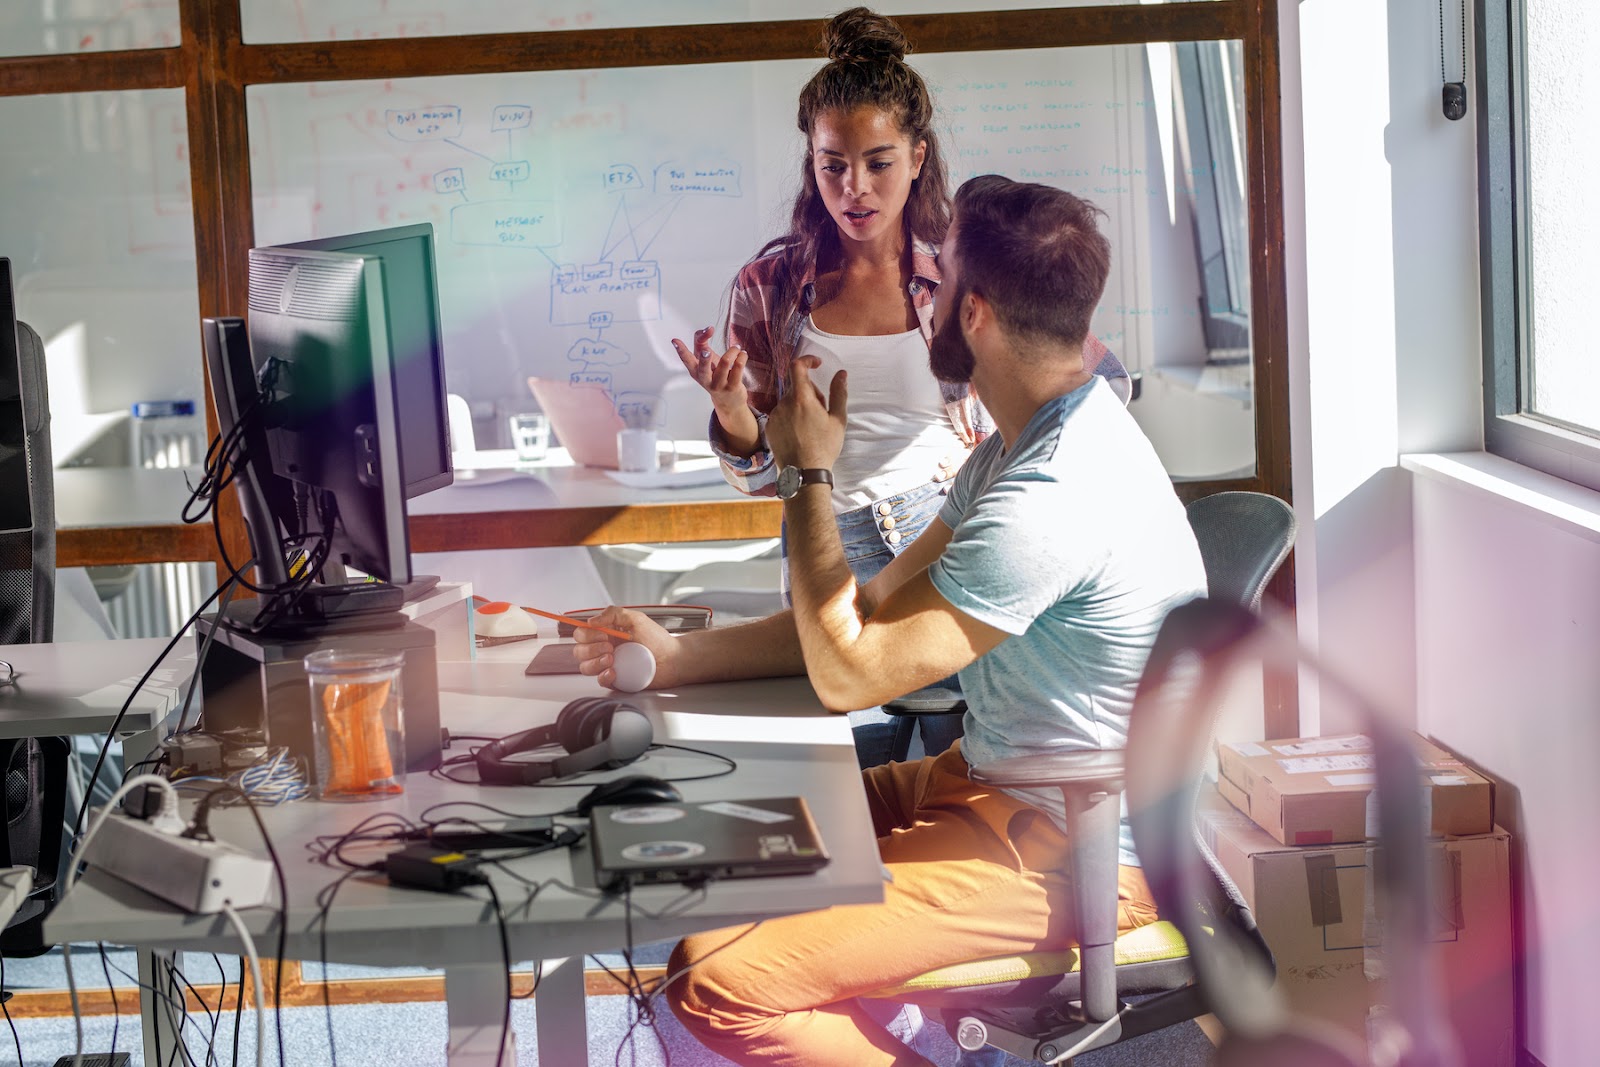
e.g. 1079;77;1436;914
672;327;760;454
672;326;749;414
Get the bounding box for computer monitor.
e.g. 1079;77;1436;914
240;246;411;614
282;224;453;497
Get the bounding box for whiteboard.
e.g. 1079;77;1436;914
248;42;1226;435
0;22;1252;481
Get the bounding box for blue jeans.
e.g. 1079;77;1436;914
780;479;963;769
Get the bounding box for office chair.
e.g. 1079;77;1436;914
1127;599;1460;1067
0;313;71;956
883;491;1297;763
1183;491;1296;612
860;598;1267;1062
408;473;615;615
866;597;1453;1066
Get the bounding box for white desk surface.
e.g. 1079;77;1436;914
0;638;186;738
54;446;750;529
443;445;749;509
53;466;204;529
46;658;881;968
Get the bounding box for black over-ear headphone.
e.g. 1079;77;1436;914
474;698;653;785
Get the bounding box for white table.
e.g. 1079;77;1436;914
0;638;186;740
448;444;742;508
53;467;204;529
50;449;742;531
46;647;882;1065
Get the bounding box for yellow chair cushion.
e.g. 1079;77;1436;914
865;920;1190;997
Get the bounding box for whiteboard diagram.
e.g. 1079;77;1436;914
249;63;773;418
380;97;744;405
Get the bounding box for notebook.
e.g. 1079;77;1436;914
526;377;625;468
589;796;830;888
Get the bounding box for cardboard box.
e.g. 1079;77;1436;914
1216;732;1493;845
1197;790;1514;1067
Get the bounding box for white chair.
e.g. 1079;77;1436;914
408;474;612;625
446;393;477;453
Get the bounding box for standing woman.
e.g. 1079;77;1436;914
673;8;1127;760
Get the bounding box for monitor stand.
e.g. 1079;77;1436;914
212;589;407;639
195;611;441;773
398;574;441;602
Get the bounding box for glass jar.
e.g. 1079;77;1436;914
304;648;406;801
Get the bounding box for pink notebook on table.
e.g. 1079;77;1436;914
526;377;626;468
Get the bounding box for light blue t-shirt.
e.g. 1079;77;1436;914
928;376;1206;864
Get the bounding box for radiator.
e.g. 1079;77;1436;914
103;561;211;639
103;417;211;638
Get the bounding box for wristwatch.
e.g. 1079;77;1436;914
775;466;834;500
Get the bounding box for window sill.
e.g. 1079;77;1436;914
1400;451;1600;546
1147;364;1252;407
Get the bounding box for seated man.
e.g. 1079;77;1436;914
572;174;1207;1067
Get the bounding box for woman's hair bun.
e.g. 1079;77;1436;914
823;7;909;64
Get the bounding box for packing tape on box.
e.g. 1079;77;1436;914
1303;852;1343;927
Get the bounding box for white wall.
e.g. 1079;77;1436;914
1409;459;1600;1067
1287;0;1596;1063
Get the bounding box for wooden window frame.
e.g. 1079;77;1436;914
3;0;1293;733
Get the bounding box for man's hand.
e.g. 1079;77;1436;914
571;607;677;690
766;355;848;470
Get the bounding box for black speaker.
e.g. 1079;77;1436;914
0;735;68;956
0;265;64;957
0;284;54;647
475;698;653;785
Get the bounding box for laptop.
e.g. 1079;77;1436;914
526;377;625;468
589;796;830;888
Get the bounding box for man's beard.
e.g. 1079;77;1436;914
929;295;976;383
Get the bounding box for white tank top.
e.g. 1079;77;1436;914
795;316;962;513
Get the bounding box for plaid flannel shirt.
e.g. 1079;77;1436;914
708;236;1127;496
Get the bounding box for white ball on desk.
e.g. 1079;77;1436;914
609;641;656;693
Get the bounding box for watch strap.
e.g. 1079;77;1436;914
794;468;833;488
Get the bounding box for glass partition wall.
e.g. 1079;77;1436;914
0;2;1289;600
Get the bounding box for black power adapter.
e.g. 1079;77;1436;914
385;844;486;893
403;816;557;852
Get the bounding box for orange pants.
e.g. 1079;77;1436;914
666;743;1158;1067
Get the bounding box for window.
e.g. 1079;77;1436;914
1174;41;1250;358
1480;0;1600;490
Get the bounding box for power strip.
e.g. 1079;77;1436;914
80;811;275;914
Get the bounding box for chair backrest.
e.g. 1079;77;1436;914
445;392;477;454
1127;599;1459;1067
0;319;53;645
1185;492;1295;611
408;474;613;612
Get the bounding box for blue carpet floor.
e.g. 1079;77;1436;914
0;947;1216;1066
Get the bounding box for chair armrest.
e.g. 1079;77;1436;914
967;750;1125;791
882;685;967;718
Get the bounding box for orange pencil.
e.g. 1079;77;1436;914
518;604;632;642
471;596;633;641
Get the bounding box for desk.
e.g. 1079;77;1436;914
410;446;780;553
46;647;882;1065
0;638;185;743
55;449;781;568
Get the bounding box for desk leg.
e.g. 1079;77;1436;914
532;958;586;1066
139;949;183;1066
444;963;519;1066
